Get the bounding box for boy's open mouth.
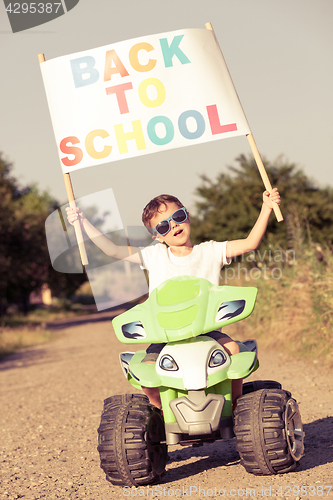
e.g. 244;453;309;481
174;229;183;237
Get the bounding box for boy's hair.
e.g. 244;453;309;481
142;194;184;230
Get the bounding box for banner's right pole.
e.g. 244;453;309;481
205;22;283;222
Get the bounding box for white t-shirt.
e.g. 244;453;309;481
141;240;231;294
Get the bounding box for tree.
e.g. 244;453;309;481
0;155;16;314
190;155;333;253
0;153;86;315
6;185;55;312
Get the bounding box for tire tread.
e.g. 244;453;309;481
97;394;166;486
234;389;297;475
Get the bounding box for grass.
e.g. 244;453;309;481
224;242;333;369
0;325;55;360
0;302;97;361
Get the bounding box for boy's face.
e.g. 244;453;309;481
149;202;191;247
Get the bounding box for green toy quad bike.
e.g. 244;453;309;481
97;276;304;486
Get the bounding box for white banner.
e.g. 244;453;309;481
40;28;251;174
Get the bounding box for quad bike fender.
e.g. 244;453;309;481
121;350;163;389
205;351;258;386
226;351;258;380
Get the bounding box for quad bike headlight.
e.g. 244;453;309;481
209;349;227;368
159;354;179;371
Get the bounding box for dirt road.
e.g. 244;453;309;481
1;311;332;500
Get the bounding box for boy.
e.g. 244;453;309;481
66;188;281;409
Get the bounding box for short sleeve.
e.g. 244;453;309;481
139;247;147;270
140;246;150;270
139;242;160;271
221;241;232;266
208;240;231;268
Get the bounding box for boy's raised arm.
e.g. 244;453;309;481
65;207;142;264
226;188;281;259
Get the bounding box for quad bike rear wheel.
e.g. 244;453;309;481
234;388;304;475
97;394;168;486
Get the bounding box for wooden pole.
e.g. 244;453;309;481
205;23;283;222
63;172;89;265
38;53;89;265
246;134;283;221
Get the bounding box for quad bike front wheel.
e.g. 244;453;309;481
234;388;304;475
97;394;168;486
242;379;282;395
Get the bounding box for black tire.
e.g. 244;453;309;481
242;380;282;395
97;394;168;486
234;388;304;475
102;393;149;409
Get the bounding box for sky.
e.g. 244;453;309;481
1;0;332;227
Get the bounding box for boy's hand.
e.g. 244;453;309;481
263;188;281;209
65;206;84;226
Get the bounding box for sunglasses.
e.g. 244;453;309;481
152;207;188;236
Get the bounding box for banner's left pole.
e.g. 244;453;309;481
38;53;89;267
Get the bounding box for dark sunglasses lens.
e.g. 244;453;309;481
173;209;187;223
156;221;170;235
